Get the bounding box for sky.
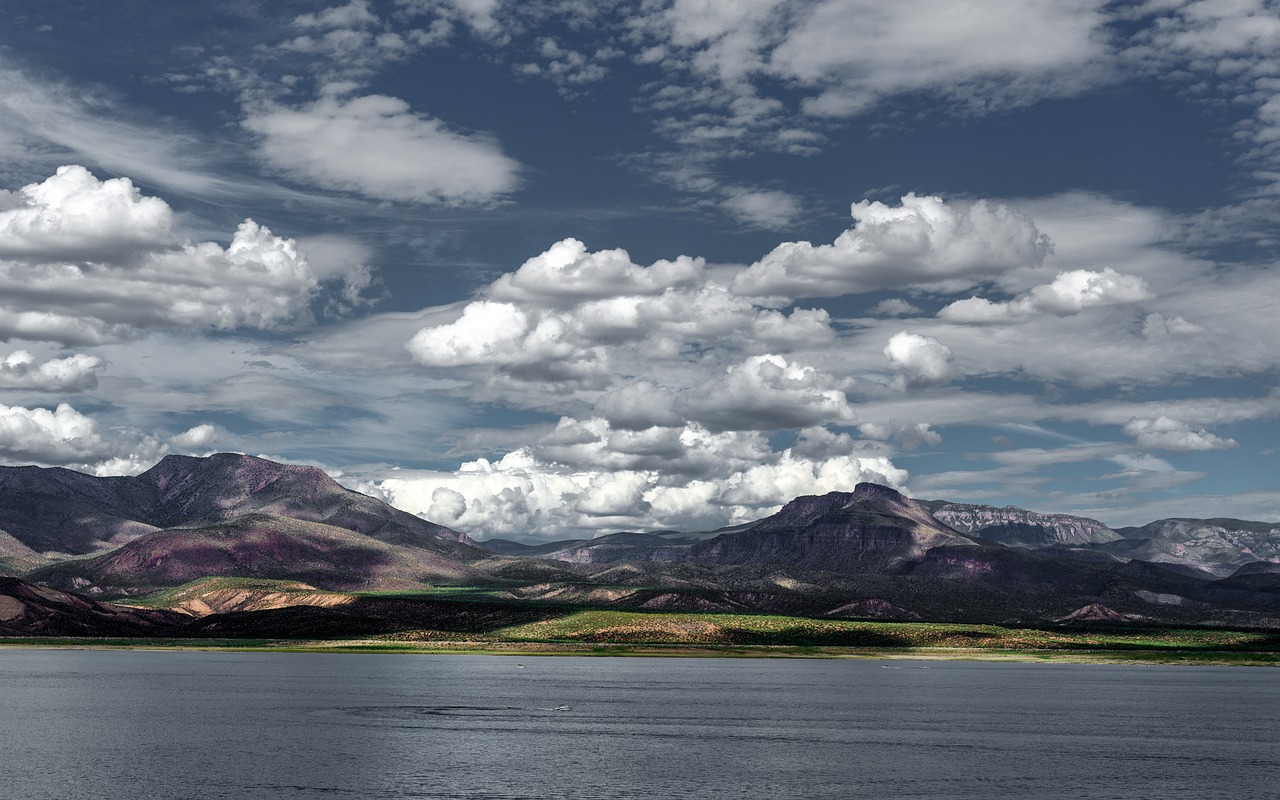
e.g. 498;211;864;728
0;0;1278;541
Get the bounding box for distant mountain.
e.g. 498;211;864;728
1110;518;1280;578
685;484;976;571
0;453;477;557
2;454;489;598
482;529;722;564
484;485;978;571
5;456;1280;632
26;512;489;597
930;503;1121;547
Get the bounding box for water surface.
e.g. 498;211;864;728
2;651;1275;799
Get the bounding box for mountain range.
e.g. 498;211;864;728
2;453;1279;638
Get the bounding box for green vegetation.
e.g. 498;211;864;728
489;608;1280;654
5;606;1280;664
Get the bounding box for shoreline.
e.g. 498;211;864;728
3;637;1278;666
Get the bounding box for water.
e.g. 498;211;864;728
1;651;1276;799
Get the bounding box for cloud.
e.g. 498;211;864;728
0;402;109;464
0;165;173;262
720;188;802;229
0;350;102;392
769;0;1111;116
0;402;170;474
872;298;924;317
733;193;1050;298
0;167;343;344
243;94;520;204
535;418;774;477
883;331;958;390
1123;416;1239;453
628;0;1112;163
401;0;506;38
515;37;619;94
404;300;591;375
292;1;379;29
692;354;853;431
939;268;1151;322
404;236;839;394
373;442;907;540
294;234;380;315
1129;1;1280;187
489;238;704;307
858;421;942;450
168;423;220;451
0;62;233;199
594;382;684;430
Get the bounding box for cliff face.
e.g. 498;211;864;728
932;504;1122;547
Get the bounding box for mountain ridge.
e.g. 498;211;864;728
2;454;1280;633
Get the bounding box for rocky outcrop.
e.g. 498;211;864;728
825;598;922;621
932;504;1121;547
1056;604;1146;623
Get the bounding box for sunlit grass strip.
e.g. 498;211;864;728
491;609;1280;651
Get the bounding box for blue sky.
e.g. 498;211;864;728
0;0;1278;540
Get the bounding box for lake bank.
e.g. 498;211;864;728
4;635;1279;665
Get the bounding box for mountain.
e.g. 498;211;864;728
2;453;490;598
484;484;979;571
480;529;722;564
1108;518;1280;578
684;484;977;571
26;512;488;597
0;453;477;557
929;503;1122;547
4;454;1280;632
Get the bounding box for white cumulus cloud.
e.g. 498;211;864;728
0;350;102;392
0;168;340;345
0;165;173;262
169;423;220;451
1123;416;1238;453
884;331;958;390
733;193;1050;299
374;442;907;540
693;354;853;431
939;268;1152;322
405;300;587;372
489;238;704;307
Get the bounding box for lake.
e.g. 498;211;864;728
1;650;1276;799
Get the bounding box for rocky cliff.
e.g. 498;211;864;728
932;503;1122;547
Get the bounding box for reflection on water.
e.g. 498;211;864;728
1;650;1276;799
